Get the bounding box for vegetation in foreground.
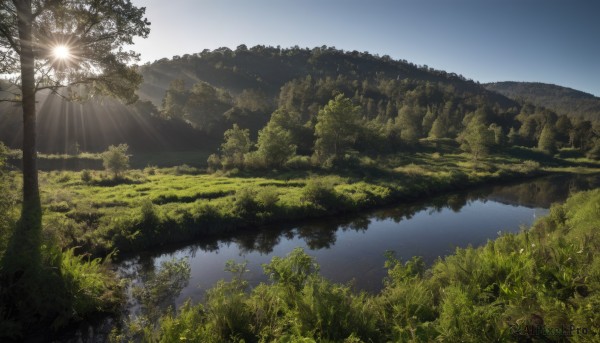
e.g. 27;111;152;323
2;138;599;339
118;188;600;343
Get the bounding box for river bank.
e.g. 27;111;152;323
117;184;600;342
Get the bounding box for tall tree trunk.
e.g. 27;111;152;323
16;0;40;219
5;0;42;270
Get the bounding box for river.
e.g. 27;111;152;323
118;173;600;316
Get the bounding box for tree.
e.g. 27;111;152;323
102;144;130;178
518;117;538;146
537;124;557;155
488;123;506;147
161;79;188;119
459;116;494;160
221;124;252;168
586;139;600;160
396;104;422;144
0;0;149;329
429;116;448;139
554;115;572;146
256;113;297;168
183;82;231;133
314;94;362;162
0;0;148;220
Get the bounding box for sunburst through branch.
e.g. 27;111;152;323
52;45;71;60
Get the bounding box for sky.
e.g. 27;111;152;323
130;0;600;96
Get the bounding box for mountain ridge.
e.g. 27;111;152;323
484;81;600;121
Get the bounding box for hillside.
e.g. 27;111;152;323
484;81;600;121
4;46;597;157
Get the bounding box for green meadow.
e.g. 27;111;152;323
30;148;596;257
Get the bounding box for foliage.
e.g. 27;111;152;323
314;94;362;163
0;0;150;101
102;144;130;178
485;81;600;121
301;177;339;209
141;188;600;342
80;169;92;183
459;114;495;160
585;139;600;160
27;148;600;257
538;123;557;154
132;258;191;323
220;124;252;169
256;119;297;168
0;144;17;256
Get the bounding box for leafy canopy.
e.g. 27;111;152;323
314;94;362;162
0;0;150;102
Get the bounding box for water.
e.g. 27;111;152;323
119;174;600;312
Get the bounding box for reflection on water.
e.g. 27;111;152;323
120;174;600;312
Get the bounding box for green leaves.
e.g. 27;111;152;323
102;143;130;178
314;94;362;163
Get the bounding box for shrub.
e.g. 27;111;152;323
102;144;130;178
173;164;201;175
80;169;92;183
284;155;312;169
144;165;157;175
233;187;260;217
514;160;540;174
301;178;338;209
207;153;222;173
262;247;319;291
243;151;266;170
586;140;600;160
140;199;159;226
132;258;191;323
256;186;280;211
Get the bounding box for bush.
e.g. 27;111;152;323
140;199;159;226
206;154;222;173
233;187;260;217
256;186;280;211
144;165;157;175
514;160;540;174
586;141;600;160
80;169;92;183
301;178;339;209
243;151;266;170
284;155;312;169
102;144;130;178
176;164;201;175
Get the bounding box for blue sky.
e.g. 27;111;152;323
130;0;600;96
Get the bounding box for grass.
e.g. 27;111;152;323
17;148;595;258
121;188;600;342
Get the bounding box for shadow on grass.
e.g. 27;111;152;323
90;176;145;187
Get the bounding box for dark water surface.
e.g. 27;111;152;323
119;174;600;312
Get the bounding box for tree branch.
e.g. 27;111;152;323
0;23;20;54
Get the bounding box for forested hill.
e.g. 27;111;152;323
138;45;514;108
3;45;597;156
484;81;600;121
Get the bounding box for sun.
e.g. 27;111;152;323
52;45;71;59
